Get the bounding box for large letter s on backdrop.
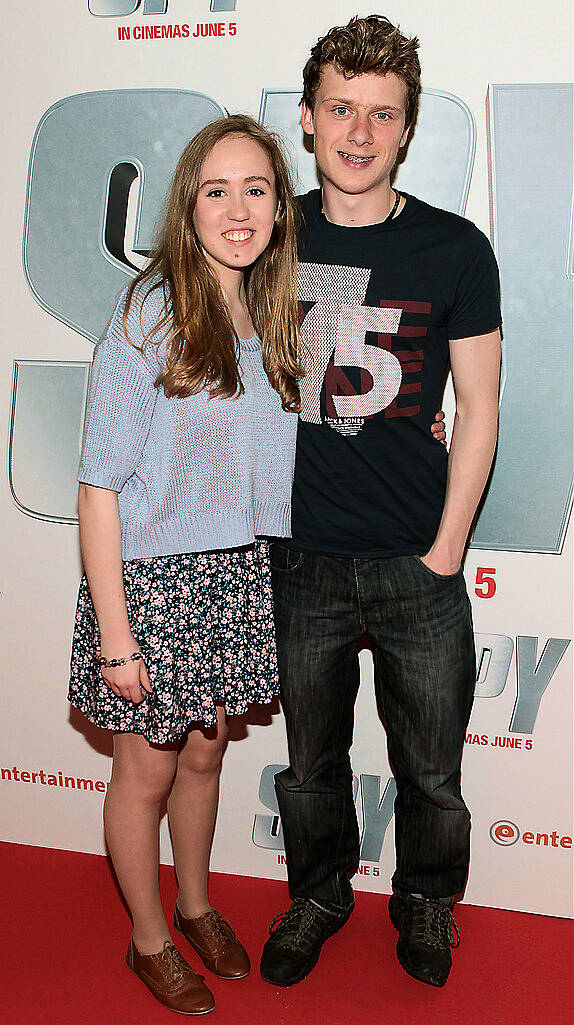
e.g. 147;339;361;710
88;2;168;15
23;90;224;341
13;90;224;521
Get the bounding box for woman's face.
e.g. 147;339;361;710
193;133;278;282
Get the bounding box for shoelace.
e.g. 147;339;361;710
269;898;311;935
159;942;203;982
268;898;334;953
411;900;461;949
199;910;237;949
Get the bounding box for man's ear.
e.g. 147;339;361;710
301;101;315;137
399;123;411;149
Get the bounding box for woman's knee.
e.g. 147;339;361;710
179;739;226;777
111;734;178;801
178;716;228;777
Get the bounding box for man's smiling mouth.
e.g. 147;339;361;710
338;151;375;164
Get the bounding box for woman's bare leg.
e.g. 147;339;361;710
168;705;229;918
104;732;178;954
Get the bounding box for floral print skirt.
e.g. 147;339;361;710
68;541;279;743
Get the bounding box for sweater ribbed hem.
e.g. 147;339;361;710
120;501;292;560
78;467;130;492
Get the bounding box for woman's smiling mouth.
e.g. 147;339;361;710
222;229;255;242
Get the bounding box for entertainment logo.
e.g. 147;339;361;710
490;820;572;850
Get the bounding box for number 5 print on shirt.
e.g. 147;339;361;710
298;263;403;434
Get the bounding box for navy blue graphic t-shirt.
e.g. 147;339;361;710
290;189;501;558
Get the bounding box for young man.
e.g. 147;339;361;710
260;15;501;989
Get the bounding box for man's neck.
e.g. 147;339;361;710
321;179;397;227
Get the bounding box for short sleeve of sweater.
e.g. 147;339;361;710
78;287;161;492
447;226;502;340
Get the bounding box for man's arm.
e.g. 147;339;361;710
421;329;501;575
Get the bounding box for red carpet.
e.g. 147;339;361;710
2;841;572;1025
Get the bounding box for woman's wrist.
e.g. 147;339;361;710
97;626;139;654
96;650;145;669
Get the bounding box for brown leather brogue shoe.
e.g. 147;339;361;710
174;906;250;980
126;937;215;1015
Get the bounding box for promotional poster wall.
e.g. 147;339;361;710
1;1;572;919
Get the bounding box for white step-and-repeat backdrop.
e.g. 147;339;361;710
1;0;572;918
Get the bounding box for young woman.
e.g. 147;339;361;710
68;114;301;1015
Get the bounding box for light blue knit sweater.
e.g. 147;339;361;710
78;282;298;559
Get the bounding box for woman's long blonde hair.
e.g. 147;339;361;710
124;114;301;410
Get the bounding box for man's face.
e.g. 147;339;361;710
302;65;410;201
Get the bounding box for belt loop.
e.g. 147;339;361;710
353;559;366;633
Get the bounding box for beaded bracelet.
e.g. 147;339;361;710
96;651;144;669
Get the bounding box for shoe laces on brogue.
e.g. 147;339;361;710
410;899;461;949
200;910;237;949
160;941;202;984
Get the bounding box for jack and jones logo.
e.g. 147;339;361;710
490;820;572;850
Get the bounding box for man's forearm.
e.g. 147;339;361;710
422;329;501;575
424;404;498;573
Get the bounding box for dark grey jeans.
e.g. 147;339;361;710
270;545;476;908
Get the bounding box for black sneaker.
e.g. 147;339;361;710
260;897;353;986
388;891;461;987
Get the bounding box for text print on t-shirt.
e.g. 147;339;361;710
298;262;430;436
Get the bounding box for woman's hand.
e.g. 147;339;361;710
100;642;152;705
431;410;447;445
